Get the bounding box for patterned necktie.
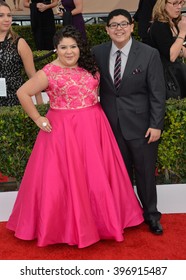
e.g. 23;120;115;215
114;50;121;90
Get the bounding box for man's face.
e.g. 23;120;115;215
106;15;134;48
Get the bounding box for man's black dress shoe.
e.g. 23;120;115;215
145;220;163;235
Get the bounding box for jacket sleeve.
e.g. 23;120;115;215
147;48;166;129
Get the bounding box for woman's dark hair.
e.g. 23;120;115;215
53;25;98;77
106;9;133;26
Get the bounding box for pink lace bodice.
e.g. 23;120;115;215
42;64;100;109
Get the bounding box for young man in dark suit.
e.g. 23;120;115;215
92;9;166;235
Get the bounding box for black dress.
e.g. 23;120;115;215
30;0;56;50
148;21;186;99
147;21;175;61
133;0;156;43
0;37;23;107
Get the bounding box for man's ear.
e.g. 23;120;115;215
130;22;134;33
105;26;109;35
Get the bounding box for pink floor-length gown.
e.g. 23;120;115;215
6;64;144;248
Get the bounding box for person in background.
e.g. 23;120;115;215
0;0;43;106
58;0;86;41
147;0;186;98
92;9;166;235
12;0;23;11
133;0;156;44
6;26;144;248
24;0;58;50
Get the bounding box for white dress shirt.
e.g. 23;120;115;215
109;38;132;82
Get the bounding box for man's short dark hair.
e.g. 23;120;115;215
106;9;133;26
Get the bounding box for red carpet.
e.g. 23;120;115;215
0;172;8;183
0;214;186;260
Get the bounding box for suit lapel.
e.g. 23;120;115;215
122;39;139;80
100;40;140;91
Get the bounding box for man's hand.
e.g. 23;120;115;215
145;128;161;144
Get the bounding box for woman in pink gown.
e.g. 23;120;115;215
6;26;144;248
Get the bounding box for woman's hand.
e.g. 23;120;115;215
35;116;52;132
178;16;186;37
37;3;47;12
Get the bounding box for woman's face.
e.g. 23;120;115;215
56;37;80;68
165;1;184;19
0;6;12;33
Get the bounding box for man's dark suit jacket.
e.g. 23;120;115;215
92;38;166;140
